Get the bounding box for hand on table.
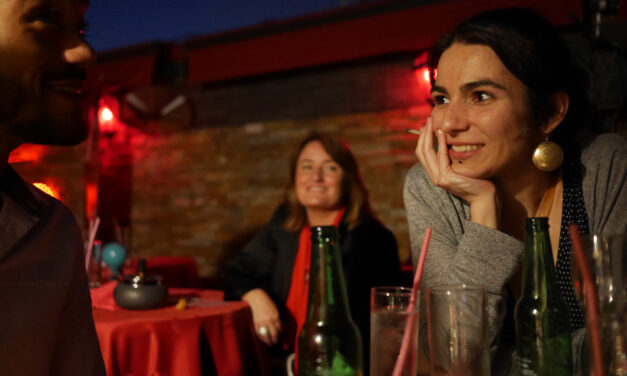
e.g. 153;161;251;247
242;288;282;346
415;117;500;229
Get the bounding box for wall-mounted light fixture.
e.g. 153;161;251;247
97;95;123;140
413;51;435;105
413;51;436;85
98;105;116;138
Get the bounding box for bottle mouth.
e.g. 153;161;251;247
310;226;338;242
525;217;549;232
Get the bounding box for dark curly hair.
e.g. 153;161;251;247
426;7;590;148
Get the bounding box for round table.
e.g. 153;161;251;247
92;287;269;376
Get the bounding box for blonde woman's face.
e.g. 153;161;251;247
295;141;344;212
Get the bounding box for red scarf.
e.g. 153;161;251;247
283;208;345;351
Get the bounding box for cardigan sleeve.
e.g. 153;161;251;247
403;164;523;351
581;133;627;236
403;164;523;292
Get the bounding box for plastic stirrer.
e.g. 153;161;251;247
569;224;604;376
392;228;432;376
84;216;100;272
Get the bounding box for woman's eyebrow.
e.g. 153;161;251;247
430;85;448;95
461;79;507;92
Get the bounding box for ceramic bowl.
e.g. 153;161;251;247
113;274;168;310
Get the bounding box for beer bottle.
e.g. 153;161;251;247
514;217;572;375
296;226;363;376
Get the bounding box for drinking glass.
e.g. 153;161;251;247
86;240;103;288
578;232;627;375
427;285;490;376
370;286;420;376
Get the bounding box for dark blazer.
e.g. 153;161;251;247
0;167;105;376
224;204;401;363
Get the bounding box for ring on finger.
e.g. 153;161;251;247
258;325;269;336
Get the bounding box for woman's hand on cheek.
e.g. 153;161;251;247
415;117;499;229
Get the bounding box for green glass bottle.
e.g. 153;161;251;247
514;217;572;375
296;226;363;376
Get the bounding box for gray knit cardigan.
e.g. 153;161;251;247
403;133;627;373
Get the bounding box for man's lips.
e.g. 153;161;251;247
46;79;85;96
43;67;87;97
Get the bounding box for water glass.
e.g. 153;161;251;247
370;286;420;376
427;285;490;376
579;232;627;375
87;240;103;288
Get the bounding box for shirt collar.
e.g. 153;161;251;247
0;165;44;219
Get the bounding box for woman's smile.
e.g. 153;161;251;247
431;43;537;180
448;143;484;160
295;140;344;211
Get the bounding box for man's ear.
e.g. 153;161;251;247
542;92;569;135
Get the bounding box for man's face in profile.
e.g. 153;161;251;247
0;0;94;147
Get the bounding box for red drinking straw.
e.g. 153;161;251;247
392;228;432;376
569;224;604;376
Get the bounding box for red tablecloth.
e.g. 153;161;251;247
92;285;269;376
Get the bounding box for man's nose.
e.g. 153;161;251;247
64;39;96;67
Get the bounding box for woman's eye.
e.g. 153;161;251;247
323;164;339;173
432;94;449;106
472;91;492;102
300;164;312;171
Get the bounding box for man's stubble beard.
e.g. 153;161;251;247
0;71;88;147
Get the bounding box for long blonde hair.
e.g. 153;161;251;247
282;131;375;231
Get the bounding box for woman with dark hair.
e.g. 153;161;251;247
225;131;401;374
404;7;626;374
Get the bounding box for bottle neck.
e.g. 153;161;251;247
520;218;560;299
305;226;352;323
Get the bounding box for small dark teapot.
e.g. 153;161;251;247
113;259;168;310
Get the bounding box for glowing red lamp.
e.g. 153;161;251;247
98;106;116;137
414;66;431;84
413;51;435;87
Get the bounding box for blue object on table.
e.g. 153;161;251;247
102;242;126;277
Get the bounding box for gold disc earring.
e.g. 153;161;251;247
532;137;563;171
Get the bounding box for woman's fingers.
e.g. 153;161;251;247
243;289;282;345
255;324;270;345
417;118;444;185
261;316;282;345
267;324;279;345
413;117;498;212
435;128;451;171
255;319;279;345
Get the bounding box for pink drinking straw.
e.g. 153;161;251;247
84;216;100;272
392;228;432;376
569;224;604;376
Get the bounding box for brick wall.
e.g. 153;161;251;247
12;53;432;284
